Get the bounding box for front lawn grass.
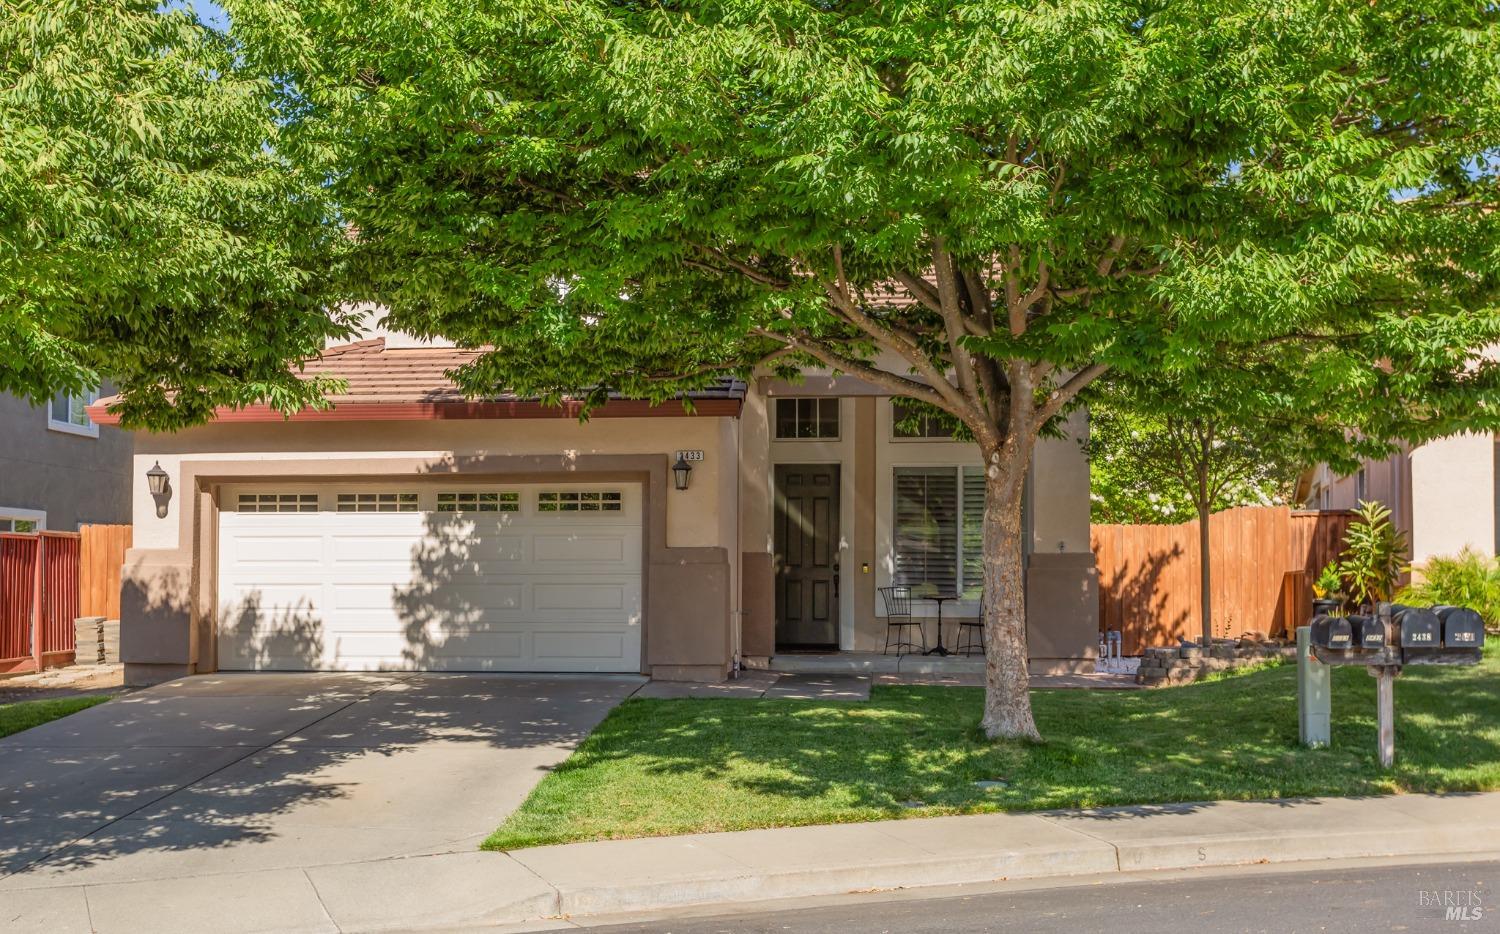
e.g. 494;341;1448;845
0;695;110;739
485;641;1500;851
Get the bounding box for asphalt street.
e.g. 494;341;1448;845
578;859;1499;934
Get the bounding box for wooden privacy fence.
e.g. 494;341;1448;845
80;523;133;619
0;524;131;674
0;531;80;673
1091;507;1357;655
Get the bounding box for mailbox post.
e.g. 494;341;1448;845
1309;602;1483;769
1370;665;1398;768
1296;626;1330;748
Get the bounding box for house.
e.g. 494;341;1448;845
92;335;1099;686
0;387;132;532
1301;431;1499;571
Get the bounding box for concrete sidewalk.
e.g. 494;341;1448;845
6;791;1500;933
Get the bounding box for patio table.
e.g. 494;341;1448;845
923;594;958;656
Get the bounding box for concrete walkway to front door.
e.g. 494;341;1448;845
0;672;642;909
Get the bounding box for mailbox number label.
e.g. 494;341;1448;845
1329;634;1350;647
1452;632;1477;643
1409;632;1434;642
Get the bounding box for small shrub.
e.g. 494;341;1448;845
1313;560;1345;600
1339;500;1408;609
1400;548;1500;627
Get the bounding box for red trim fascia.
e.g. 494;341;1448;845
88;397;742;425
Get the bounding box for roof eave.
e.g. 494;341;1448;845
86;397;742;426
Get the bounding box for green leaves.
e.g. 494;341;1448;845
1339;500;1409;608
0;0;354;429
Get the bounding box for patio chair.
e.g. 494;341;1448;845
955;593;984;656
955;617;984;656
878;586;927;656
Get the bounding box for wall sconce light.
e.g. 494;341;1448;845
146;461;172;518
672;454;693;492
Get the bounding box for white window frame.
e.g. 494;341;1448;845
773;397;841;441
47;388;100;438
0;507;47;533
891;465;986;600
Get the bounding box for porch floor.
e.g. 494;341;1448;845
764;652;1139;690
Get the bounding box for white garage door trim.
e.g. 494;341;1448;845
217;482;643;672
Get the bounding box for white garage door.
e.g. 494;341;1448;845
217;483;643;672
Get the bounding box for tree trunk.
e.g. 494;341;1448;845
1196;447;1212;648
1197;498;1212;648
979;445;1041;742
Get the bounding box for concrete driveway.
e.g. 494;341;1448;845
0;672;642;894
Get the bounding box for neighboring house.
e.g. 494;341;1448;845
0;387;132;532
1301;431;1500;571
93;336;1098;686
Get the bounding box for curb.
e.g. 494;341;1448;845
469;792;1500;929
9;793;1500;933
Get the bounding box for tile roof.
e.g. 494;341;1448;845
302;338;746;405
89;338;746;424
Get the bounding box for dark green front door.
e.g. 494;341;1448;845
774;464;840;648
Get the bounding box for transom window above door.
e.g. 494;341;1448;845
892;467;986;600
774;398;839;439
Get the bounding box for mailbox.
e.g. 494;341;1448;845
1313;613;1400;665
1351;615;1389;650
1395;605;1442;663
1310;614;1353;650
1428;606;1486;664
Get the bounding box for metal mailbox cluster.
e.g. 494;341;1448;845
1310;603;1484;667
1300;602;1484;768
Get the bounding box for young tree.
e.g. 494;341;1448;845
237;0;1500;739
0;0;353;429
1087;387;1311;646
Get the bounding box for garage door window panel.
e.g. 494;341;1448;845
437;491;519;512
538;490;623;512
336;492;419;513
238;493;318;513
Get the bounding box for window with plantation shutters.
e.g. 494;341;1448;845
893;467;989;598
893;469;959;594
961;468;986;598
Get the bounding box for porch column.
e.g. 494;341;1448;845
1025;408;1100;674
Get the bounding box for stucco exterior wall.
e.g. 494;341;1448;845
123;416;738;684
1410;431;1498;566
0;391;131;529
1030;410;1093;555
131;417;733;552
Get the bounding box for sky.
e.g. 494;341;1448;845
169;0;229;31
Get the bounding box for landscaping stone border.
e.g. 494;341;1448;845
1134;638;1296;686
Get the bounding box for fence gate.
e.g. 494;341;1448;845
0;531;81;673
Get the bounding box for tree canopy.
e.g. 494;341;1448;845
0;0;353;428
228;0;1500;737
1087;399;1306;526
